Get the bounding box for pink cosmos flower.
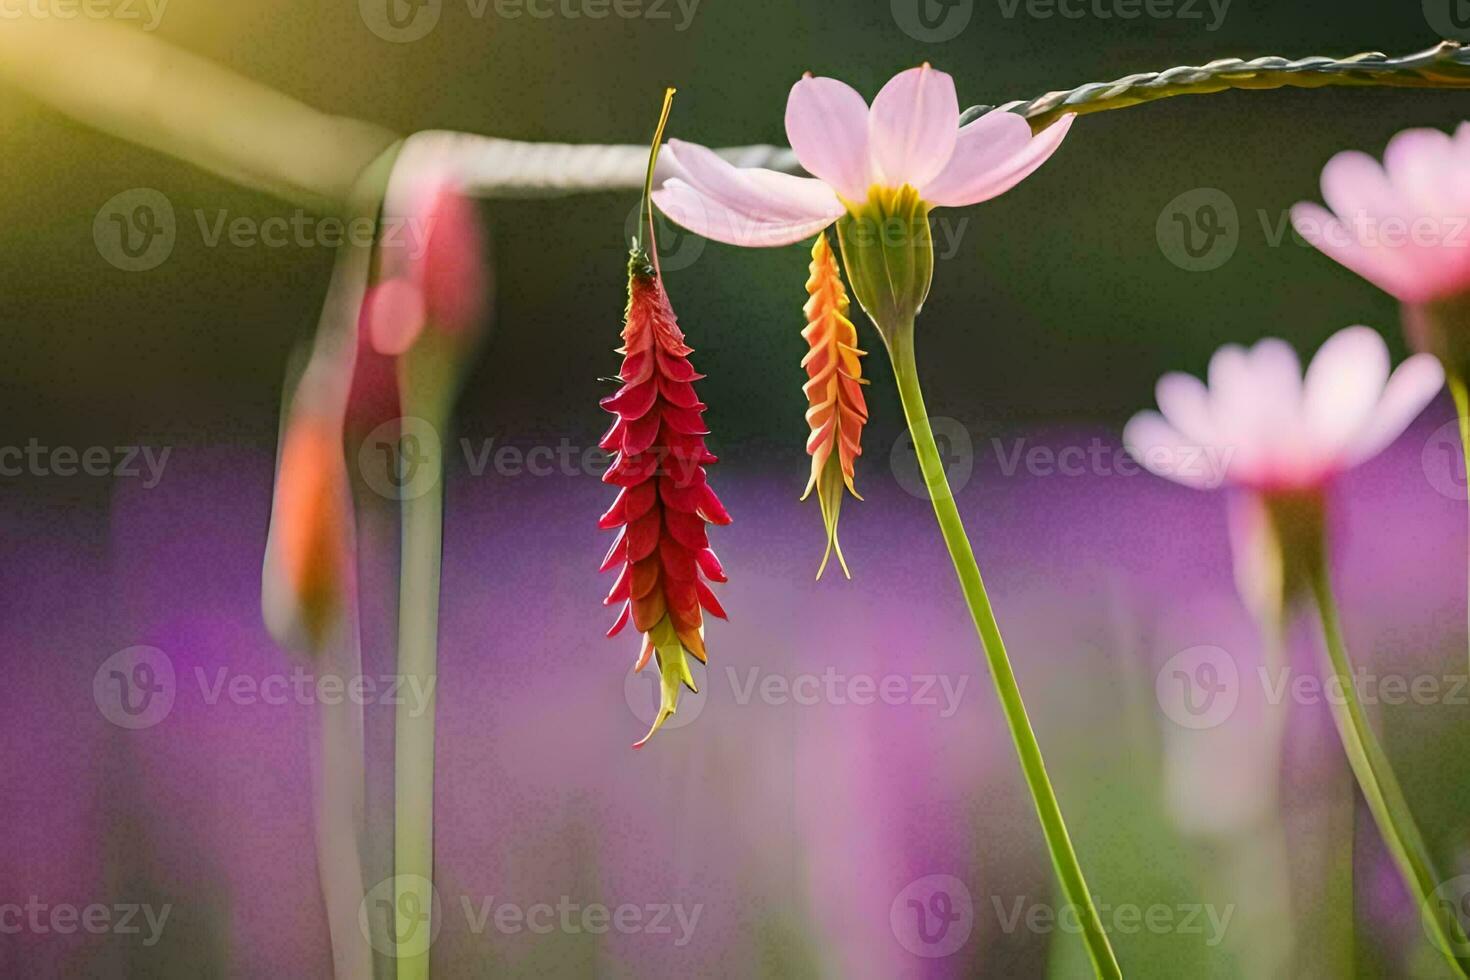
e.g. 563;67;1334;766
650;64;1074;247
1291;125;1470;306
1124;327;1443;493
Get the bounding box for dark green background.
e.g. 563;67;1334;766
2;0;1462;455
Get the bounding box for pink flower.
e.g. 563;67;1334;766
1124;327;1443;494
651;64;1073;247
1291;125;1470;305
362;175;489;356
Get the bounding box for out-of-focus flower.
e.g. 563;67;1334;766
1291;125;1470;307
800;232;868;579
1292;126;1470;374
262;409;351;656
1124;328;1443;495
361;175;489;357
600;246;731;747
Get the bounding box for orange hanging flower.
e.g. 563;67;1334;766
800;231;868;578
600;90;730;747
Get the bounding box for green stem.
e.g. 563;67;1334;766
1306;557;1470;977
1450;375;1470;678
887;326;1121;980
393;382;446;980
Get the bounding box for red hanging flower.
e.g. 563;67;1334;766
599;243;730;747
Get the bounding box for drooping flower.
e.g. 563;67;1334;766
601;90;731;747
652;64;1072;339
800;231;868;578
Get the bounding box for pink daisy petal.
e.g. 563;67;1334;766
1290;202;1417;301
665;140;845;223
867;64;959;191
922;114;1074;208
653;179;837;248
1302;325;1390;454
1123;411;1220;489
917;109;1030;207
784;74;872;203
1345;352;1444;466
1154;371;1216;446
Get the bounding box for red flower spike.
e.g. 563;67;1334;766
602;247;729;747
800;231;868;579
601;90;729;748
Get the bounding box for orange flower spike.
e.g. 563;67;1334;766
600;89;730;747
800;231;868;579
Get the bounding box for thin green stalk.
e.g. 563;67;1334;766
1449;375;1470;677
1306;557;1470;977
393;380;446;980
887;326;1121;980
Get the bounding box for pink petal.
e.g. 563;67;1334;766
1383;127;1456;215
653;179;838;248
1290;202;1418;301
784;74;872;202
665;140;845;223
1123;411;1220;489
1319;150;1402;226
1302;325;1389;454
362;278;427;356
1154;371;1215;446
922;114;1073;208
917;109;1030;207
867;64;958;190
1345;352;1444;466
